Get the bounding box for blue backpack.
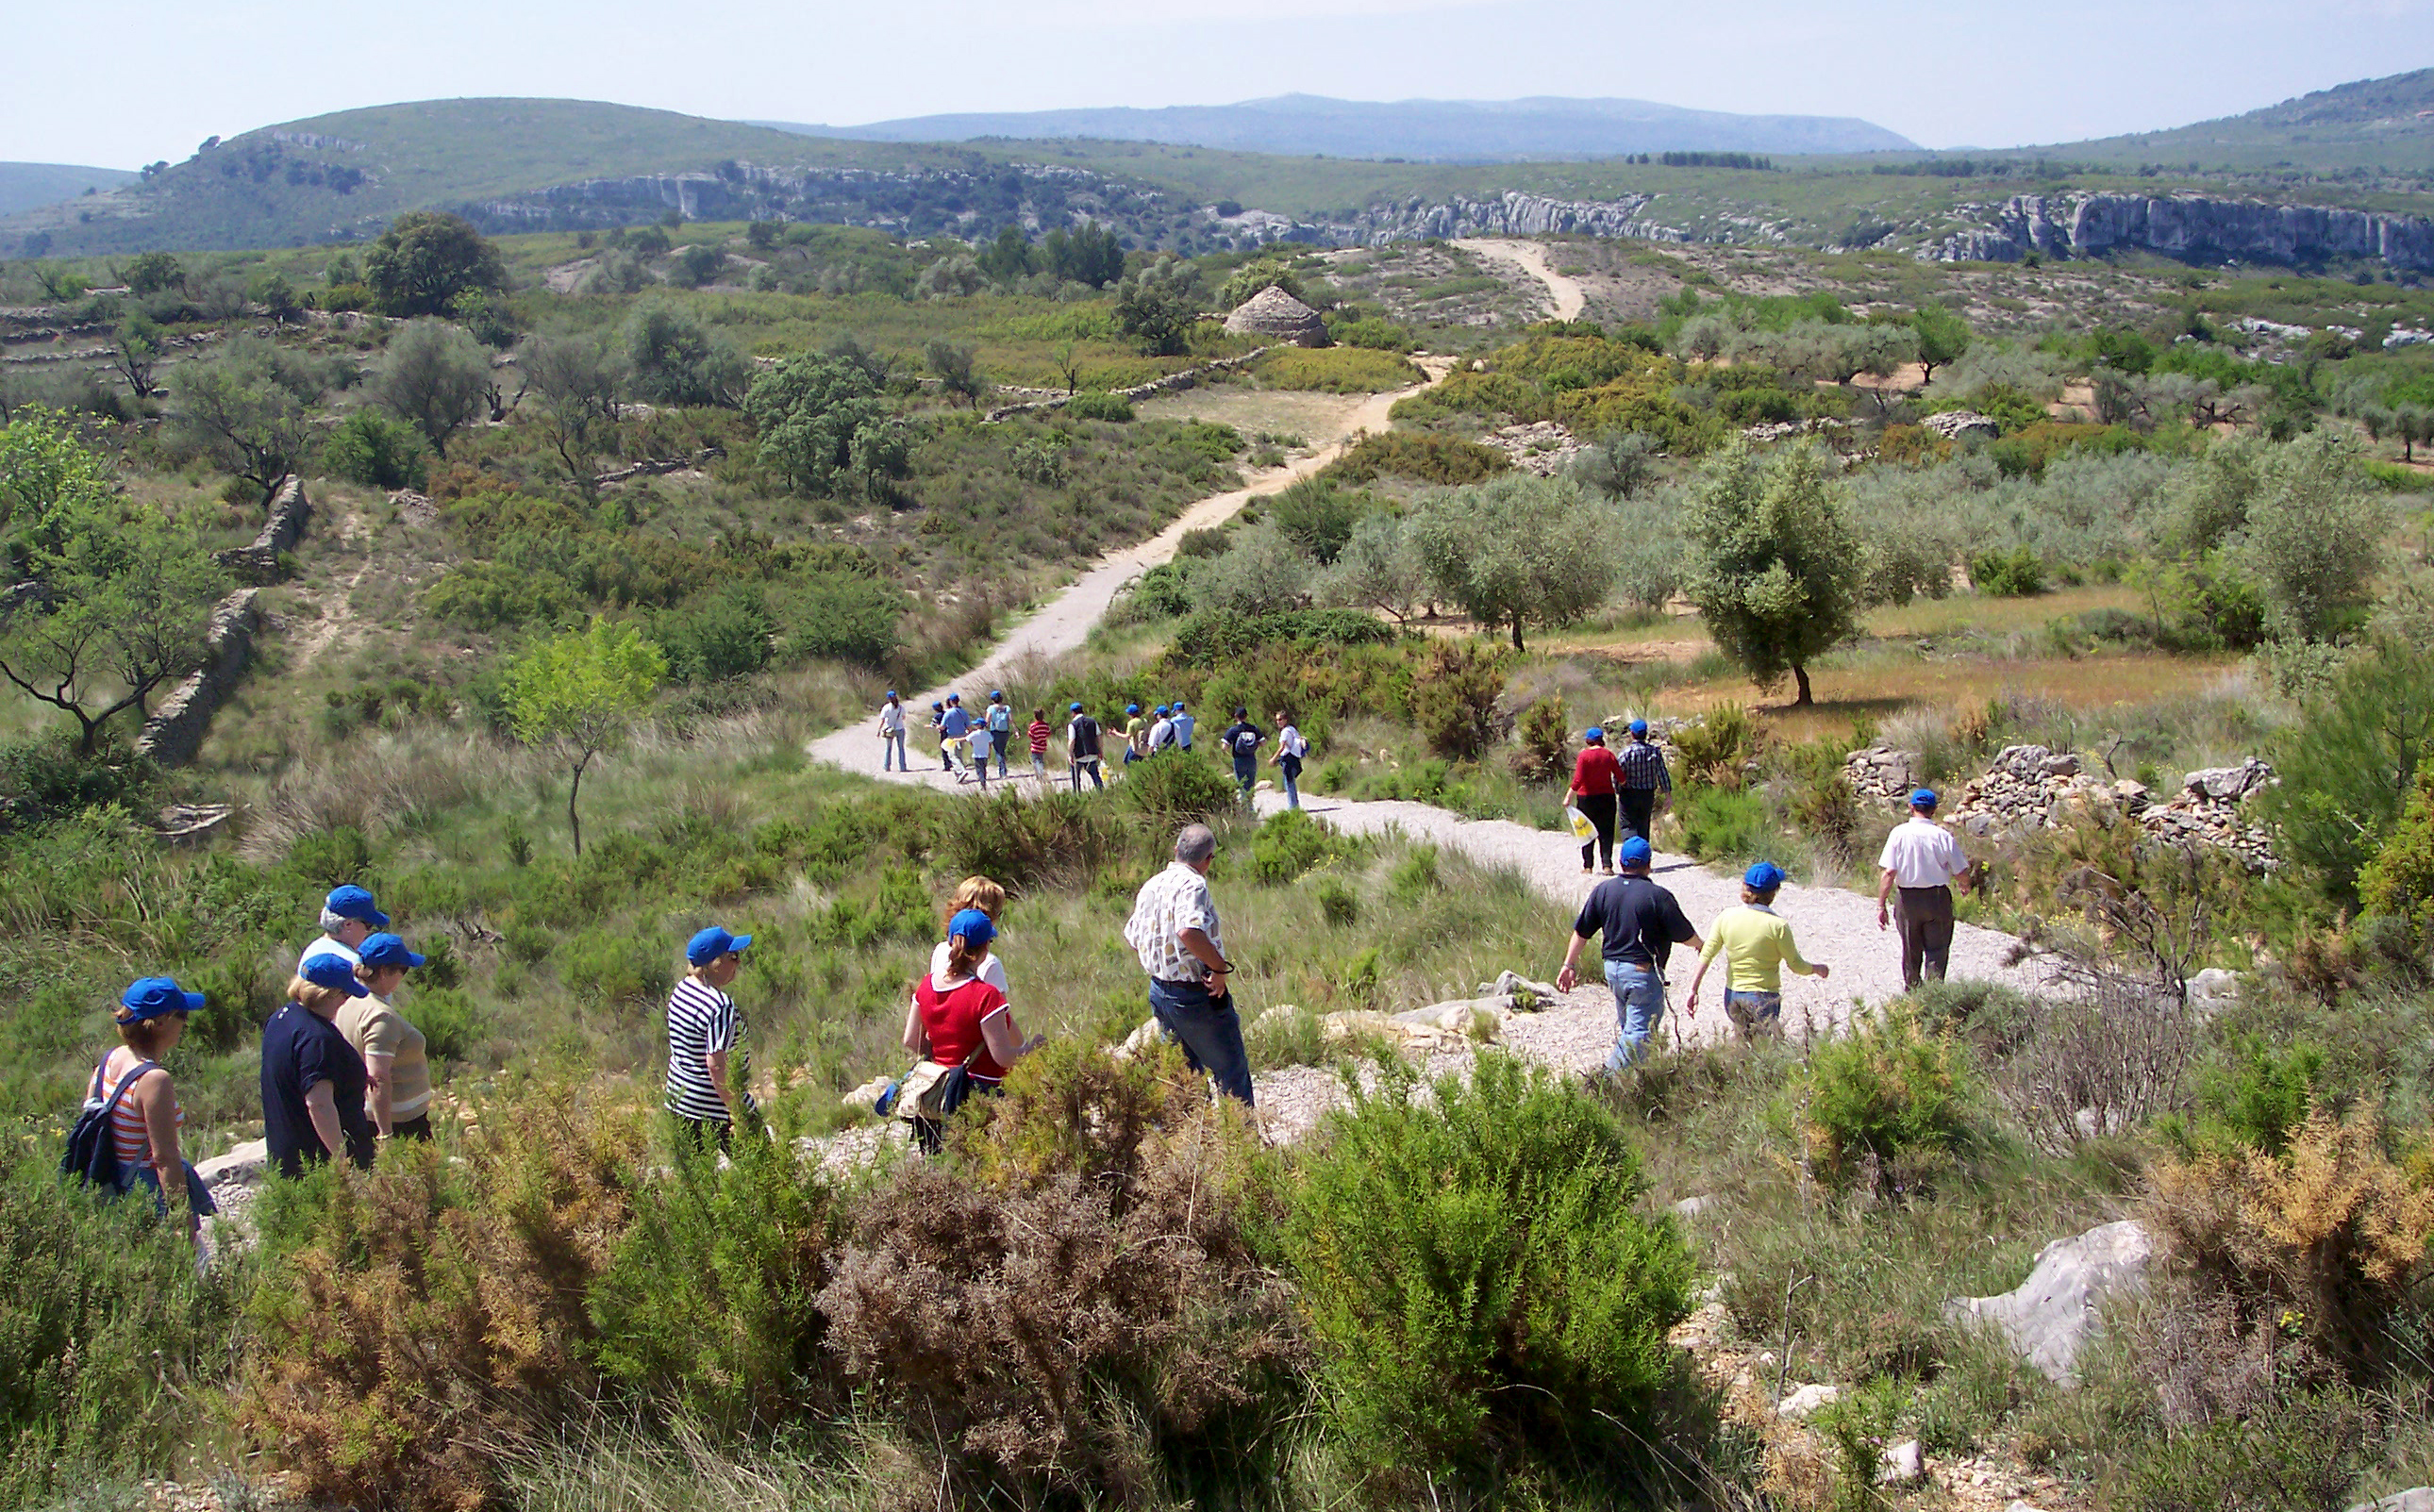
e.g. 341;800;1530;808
59;1057;155;1190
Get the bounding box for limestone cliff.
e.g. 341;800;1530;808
1918;192;2434;270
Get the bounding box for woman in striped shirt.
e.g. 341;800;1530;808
92;976;218;1237
665;925;755;1155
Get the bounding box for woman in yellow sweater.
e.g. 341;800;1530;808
1684;862;1830;1041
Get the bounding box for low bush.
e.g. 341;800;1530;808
1248;806;1335;885
1062;390;1135;422
2159;1035;2328;1159
1159;607;1402;667
1905;978;2040;1061
1119;754;1242;824
1673;704;1760;788
322;407;429;490
1969;545;2048;596
1315;874;1359;926
1279;1054;1696;1490
942;789;1131;894
1510;695;1571;782
1414;640;1507;761
0;1155;247;1505
2115;1387;2369;1512
1254;346;1425;394
1790;1010;1983;1193
1324;430;1511;486
1674;785;1772;864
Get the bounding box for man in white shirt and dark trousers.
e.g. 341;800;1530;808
1876;788;1976;990
1123;824;1252;1105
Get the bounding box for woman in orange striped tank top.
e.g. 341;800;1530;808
92;977;217;1237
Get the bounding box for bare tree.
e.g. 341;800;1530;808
523;333;627;496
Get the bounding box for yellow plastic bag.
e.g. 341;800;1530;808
1563;805;1595;840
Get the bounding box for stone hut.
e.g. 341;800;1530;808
1223;285;1329;346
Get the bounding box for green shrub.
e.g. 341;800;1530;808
1792;1011;1982;1191
1062;390;1134;422
1315;874;1360;926
558;927;675;1008
590;1134;836;1431
284;824;375;887
0;729;156;822
1389;844;1441;899
1253;346;1425;394
1511;695;1571;781
1969;545;2048;597
1905;978;2040;1061
1119;754;1242;824
1249;806;1334;884
0;1155;247;1505
2158;1035;2327;1159
1414;640;1506;760
1279;1055;1695;1487
2116;1388;2367;1512
408;986;491;1064
942;790;1130;893
1159;607;1401;667
1325;430;1511;486
1674;785;1771;864
1673;704;1759;787
649;586;773;684
322;407;429;490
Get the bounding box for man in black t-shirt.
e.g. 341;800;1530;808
1066;703;1104;791
1222;706;1264;805
1555;836;1701;1072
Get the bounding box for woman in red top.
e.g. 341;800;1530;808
900;907;1042;1153
1570;725;1625;875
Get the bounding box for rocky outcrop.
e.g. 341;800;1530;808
1924;744;2277;870
1921;192;2434;271
1946;1219;2154;1385
1922;410;1999;442
136;589;261;768
212;474;310;584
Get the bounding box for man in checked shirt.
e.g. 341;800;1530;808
1616;718;1672;847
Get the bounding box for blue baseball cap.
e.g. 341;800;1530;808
1070;702;1083;712
1744;861;1786;891
1126;703;1141;715
1584;725;1606;743
931;701;944;710
886;690;897;698
947;907;996;947
1909;788;1939;810
301;953;370;998
120;976;206;1022
686;925;753;966
1155;705;1170;715
325;884;388;927
357;933;426;972
991;690;1003;699
946;692;960;703
1618;836;1652;869
1174;699;1187;708
1628;718;1649;737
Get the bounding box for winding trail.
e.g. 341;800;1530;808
1454;238;1588;322
803;241;2043;1115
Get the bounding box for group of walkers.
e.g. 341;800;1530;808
876;690;1308;808
70;717;1983;1228
69;884;437;1238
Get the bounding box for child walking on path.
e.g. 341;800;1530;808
1684;862;1831;1042
1027;708;1053;779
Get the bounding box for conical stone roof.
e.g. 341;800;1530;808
1223;284;1329;346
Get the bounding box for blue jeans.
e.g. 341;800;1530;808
1234;757;1258;802
1725;989;1783;1040
1603;960;1665;1071
1280;754;1302;808
991;728;1010;776
1148;977;1254;1105
1073;757;1103;790
882;731;907;770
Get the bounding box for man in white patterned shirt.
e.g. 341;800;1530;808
1123;823;1252;1105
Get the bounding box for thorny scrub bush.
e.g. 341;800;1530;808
1248;806;1339;885
941;789;1132;894
816;1038;1304;1507
1278;1054;1697;1494
2144;1108;2434;1375
2115;1386;2371;1512
1672;703;1761;789
0;1154;249;1505
242;1080;647;1512
1117;752;1243;825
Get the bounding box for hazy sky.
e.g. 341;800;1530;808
8;0;2433;169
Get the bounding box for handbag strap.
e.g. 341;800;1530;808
93;1055;158;1116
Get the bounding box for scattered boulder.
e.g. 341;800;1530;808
1878;1440;1925;1487
1844;743;1922;802
2185;967;2242;1014
1672;1194;1715;1219
2185;756;2275;803
1942;744;2276;869
193;1138;268;1190
1775;1382;1840;1421
1479;970;1559;1006
2346;1490;2434;1512
1945;1219;2154;1385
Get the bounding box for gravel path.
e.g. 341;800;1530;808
804;370;1443;785
1452;238;1588;322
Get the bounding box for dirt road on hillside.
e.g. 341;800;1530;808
1454;238;1588;322
804;363;1446;781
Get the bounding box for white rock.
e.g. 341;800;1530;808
2345;1489;2434;1512
1945;1219;2154;1384
1776;1383;1840;1421
2008;1501;2049;1512
1879;1440;1925;1487
1481;970;1559;1005
193;1138;267;1189
2185;967;2242;1012
1673;1194;1714;1218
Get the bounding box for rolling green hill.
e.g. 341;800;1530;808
0;99;987;258
0;162;138;218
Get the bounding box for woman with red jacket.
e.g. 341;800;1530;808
1570;725;1625;875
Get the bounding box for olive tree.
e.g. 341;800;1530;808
170;336;318;501
1323;513;1428;622
2242;432;2387;642
624;303;750;408
375;318;492;454
1409;474;1615;652
523;332;627;492
1112;258;1199;357
1683;439;1864;706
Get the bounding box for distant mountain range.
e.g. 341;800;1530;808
2024;67;2434;173
759;93;1918;161
0;162;138;218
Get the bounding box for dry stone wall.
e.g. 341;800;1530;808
212;474;310;584
136;588;261;768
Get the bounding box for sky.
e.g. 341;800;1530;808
8;0;2434;169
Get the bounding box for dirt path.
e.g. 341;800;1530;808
804;365;1445;782
1454;238;1588;323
